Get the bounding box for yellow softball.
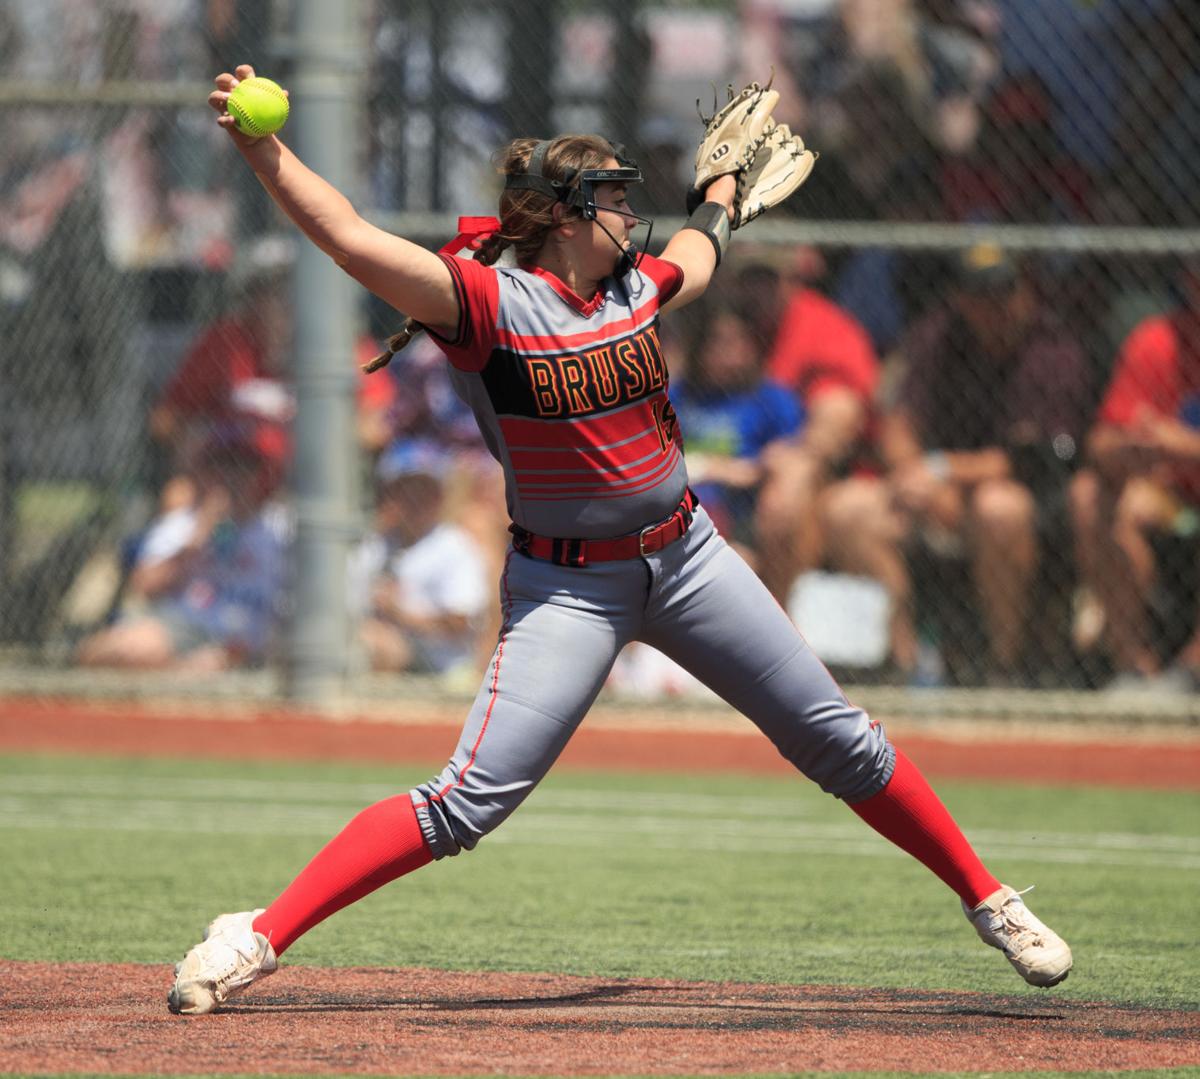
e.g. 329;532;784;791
227;76;289;138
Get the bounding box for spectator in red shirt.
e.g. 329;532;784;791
1074;261;1200;692
150;235;389;508
738;258;882;604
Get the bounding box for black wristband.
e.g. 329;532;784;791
681;201;732;266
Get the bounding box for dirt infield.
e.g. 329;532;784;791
2;695;1200;788
3;961;1198;1075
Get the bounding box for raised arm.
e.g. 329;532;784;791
660;176;735;312
209;65;459;335
659;79;817;314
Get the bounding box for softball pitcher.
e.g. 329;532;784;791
168;65;1072;1014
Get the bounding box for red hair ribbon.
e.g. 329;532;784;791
439;216;501;256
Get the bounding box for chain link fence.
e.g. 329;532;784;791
2;0;1199;710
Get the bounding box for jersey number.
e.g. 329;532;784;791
652;398;682;454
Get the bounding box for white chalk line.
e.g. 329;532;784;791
1;772;1198;870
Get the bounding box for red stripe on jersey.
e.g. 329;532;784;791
498;395;665;450
514;442;672;485
516;445;681;501
508;430;662;474
496;296;660;353
519;467;679;502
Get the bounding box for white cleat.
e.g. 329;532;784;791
201;909;265;943
168;909;277;1015
964;885;1073;988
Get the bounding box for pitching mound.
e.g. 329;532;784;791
3;961;1198;1074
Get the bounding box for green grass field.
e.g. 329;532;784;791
2;750;1198;1015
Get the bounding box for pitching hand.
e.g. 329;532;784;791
208;64;288;150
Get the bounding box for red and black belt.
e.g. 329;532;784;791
510;489;698;567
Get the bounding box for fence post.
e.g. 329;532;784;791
283;0;364;703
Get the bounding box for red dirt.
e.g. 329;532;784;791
4;961;1198;1076
2;695;1199;788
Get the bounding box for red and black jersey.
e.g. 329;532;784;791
425;253;687;538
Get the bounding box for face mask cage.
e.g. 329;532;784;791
504;140;653;276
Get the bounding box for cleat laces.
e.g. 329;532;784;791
988;886;1042;955
206;936;263;1001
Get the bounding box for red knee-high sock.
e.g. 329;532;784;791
849;747;1000;907
252;795;432;956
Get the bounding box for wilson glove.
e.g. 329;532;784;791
687;78;817;227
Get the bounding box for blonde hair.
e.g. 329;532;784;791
365;133;616;372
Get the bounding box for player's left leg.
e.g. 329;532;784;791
642;509;896;802
641;509;1071;987
267;549;638;938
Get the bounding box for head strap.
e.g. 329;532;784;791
504;139;583;208
504;138;642;219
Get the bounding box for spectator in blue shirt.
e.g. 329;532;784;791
669;299;803;568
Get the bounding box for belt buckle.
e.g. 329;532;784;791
639;497;691;557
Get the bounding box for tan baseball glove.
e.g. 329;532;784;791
692;81;780;192
732;121;817;228
688;78;817;228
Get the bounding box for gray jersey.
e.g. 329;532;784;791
428;253;689;538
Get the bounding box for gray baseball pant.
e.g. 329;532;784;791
411;506;895;858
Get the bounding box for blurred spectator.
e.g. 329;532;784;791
358;331;487;458
830;243;916;357
670;298;802;566
747;0;996;224
150;235;387;506
790;61;942;224
2;2;240;270
993;0;1123;187
735;262;881;605
1101;0;1200;227
1073;261;1200;692
348;440;489;677
939;71;1092;225
359;328;508;646
76;430;289;671
829;244;1090;682
365;0;509;214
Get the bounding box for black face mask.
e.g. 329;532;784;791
588;200;654;278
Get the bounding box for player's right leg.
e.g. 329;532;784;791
168;549;642;1013
408;548;643;858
